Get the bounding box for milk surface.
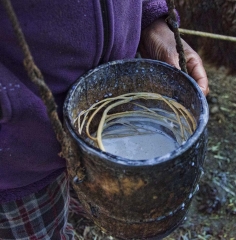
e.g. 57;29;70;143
102;131;179;160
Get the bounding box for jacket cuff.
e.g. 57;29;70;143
142;0;180;30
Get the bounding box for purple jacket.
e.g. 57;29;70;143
0;0;169;203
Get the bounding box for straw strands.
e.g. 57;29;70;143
74;92;196;152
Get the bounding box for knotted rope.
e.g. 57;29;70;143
1;0;85;182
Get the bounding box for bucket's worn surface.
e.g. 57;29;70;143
63;59;209;239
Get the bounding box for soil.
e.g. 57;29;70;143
68;62;236;240
166;64;236;239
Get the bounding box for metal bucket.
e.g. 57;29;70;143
63;59;209;239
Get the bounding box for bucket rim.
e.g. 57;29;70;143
63;59;209;166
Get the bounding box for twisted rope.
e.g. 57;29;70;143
166;0;188;73
1;0;85;182
1;0;185;183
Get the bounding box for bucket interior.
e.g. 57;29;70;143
64;59;208;162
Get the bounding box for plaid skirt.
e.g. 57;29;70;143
0;172;75;240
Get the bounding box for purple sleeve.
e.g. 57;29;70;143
142;0;179;29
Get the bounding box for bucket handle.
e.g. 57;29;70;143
1;0;86;182
166;0;188;73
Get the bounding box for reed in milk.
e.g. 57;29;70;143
74;92;196;160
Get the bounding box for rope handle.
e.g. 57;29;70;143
166;0;188;73
1;0;86;182
1;0;185;184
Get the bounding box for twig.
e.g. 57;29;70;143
179;28;236;42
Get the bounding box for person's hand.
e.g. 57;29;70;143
139;18;209;96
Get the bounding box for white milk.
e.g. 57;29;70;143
99;113;185;160
102;130;179;160
88;108;194;160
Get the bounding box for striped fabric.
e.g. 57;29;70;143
0;172;75;240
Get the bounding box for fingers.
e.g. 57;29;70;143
187;58;209;96
157;42;209;96
183;46;209;96
139;18;209;95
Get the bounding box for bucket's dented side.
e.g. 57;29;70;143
63;59;209;239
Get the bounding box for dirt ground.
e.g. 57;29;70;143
165;63;236;239
68;62;236;240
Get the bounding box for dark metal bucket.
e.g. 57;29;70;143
63;59;209;239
